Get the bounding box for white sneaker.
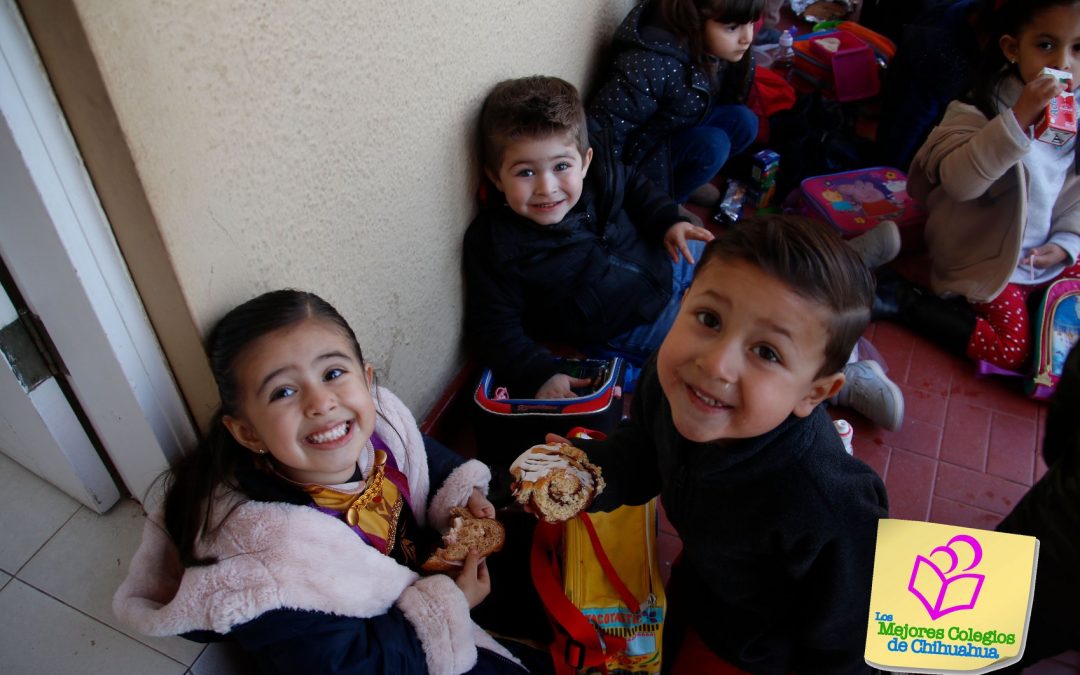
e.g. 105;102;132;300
846;220;902;270
835;360;905;431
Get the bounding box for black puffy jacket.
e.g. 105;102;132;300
463;132;683;395
588;0;754;193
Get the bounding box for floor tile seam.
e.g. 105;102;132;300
985;408;1043;427
942;387;998;414
932;461;1033;514
888;346;913;384
886;442;941;462
933;458;1034;489
190;645;212;673
929;494;1002;518
982;466;1037;490
893;406;948;431
8;503;85;578
942;390;993;470
876;443;893;482
896;374;952;398
922;458;940;521
6;575;196;667
982;423;1038;474
946;391;1044;420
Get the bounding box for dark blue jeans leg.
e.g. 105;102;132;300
585;241;705;393
607;239;705;361
669;104;758;202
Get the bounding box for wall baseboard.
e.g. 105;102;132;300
419;359;478;440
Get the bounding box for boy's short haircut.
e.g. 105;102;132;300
693;215;874;377
479;76;590;174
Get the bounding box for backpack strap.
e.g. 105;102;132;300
531;518;629;674
578;512;640;613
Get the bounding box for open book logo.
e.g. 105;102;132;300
908;534;986;620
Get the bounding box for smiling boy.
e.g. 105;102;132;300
464;75;712;404
465;76;905;437
571;215;889;673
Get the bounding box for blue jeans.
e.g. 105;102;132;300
669;104;758;202
605;239;706;365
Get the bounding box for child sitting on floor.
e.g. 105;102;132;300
113;289;525;675
522;215;889;674
588;0;763;206
465;75;905;431
879;0;1080;372
464;75;713;402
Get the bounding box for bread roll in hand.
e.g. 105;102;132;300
510;442;604;522
421;507;505;574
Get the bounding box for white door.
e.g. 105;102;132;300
0;0;197;508
0;282;119;512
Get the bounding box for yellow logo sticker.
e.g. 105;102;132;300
865;519;1039;674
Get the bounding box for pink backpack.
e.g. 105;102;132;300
797;166;927;252
976;278;1080;400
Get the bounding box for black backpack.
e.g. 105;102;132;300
766;92;872;198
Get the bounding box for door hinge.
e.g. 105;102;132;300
0;310;67;392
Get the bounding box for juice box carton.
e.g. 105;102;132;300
748;149;780;207
1035;67;1077;146
750;149;780;188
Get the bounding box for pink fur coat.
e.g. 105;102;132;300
113;387;516;675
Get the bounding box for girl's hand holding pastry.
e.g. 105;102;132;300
467;487;495;519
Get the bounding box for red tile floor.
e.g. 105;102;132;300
655;317;1079;674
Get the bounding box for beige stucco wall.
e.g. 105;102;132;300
65;0;636;416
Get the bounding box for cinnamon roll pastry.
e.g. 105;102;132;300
509;443;604;522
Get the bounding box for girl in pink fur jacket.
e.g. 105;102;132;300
113;290;526;675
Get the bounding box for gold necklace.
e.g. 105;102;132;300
345;449;387;527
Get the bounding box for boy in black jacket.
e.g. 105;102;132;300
464;75;713;401
527;216;889;673
465;76;904;429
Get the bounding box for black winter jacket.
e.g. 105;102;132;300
580;357;888;674
588;0;754;193
463;135;683;396
995;343;1080;671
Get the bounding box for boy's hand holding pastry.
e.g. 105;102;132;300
510;439;604;522
664;220;714;264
